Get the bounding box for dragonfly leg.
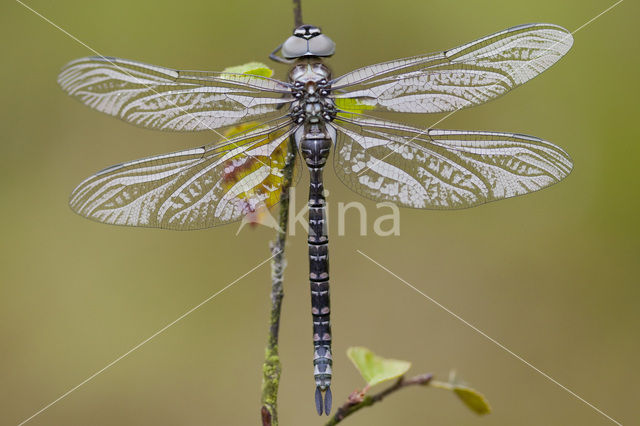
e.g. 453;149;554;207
269;43;295;64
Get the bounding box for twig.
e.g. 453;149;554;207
292;0;303;27
261;3;301;424
325;374;434;426
260;135;297;426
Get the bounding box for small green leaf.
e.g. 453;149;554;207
223;121;261;138
347;346;411;387
453;385;491;415
219;63;271;139
334;98;375;118
222;62;273;77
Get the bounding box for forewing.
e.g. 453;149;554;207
332;23;572;113
58;56;292;132
70;121;299;229
332;117;572;209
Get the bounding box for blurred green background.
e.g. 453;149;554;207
1;0;638;425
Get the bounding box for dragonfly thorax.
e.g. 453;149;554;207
289;63;336;124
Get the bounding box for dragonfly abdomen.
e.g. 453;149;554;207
299;124;333;415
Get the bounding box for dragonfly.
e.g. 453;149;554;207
58;22;573;415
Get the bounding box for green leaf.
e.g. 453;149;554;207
222;62;273;77
453;385;491;415
334;97;375;118
219;63;272;139
347;346;411;387
223;121;261;138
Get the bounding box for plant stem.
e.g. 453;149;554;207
325;374;434;426
261;2;302;422
292;0;303;27
260;135;297;426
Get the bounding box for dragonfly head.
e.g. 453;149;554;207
293;24;323;39
281;25;335;60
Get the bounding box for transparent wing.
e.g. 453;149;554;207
332;23;573;113
332;117;572;209
70;120;299;230
58;56;293;132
